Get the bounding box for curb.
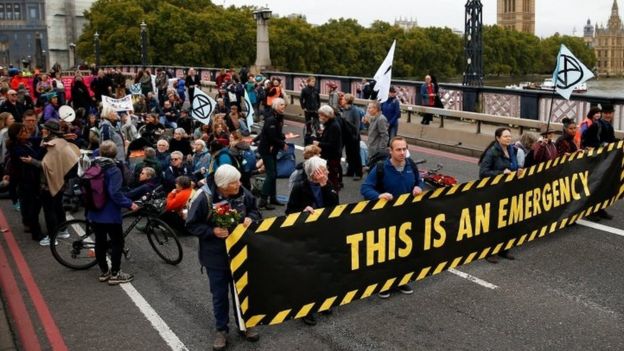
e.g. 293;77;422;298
0;295;17;351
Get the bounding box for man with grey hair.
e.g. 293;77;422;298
0;89;24;122
313;104;343;191
363;100;389;165
163;150;191;192
257;97;288;209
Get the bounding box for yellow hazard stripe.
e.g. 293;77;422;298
241;297;248;313
545;159;553;170
246;315;265;328
528;164;536;176
462;181;475;192
256;217;276;233
329;204;348;218
504;239;516;251
491;242;504;255
429;187;445;199
380;278;396;292
516;233;528;246
235;272;248;293
294;303;315;319
372;199;388;210
280;213;300;228
412;192;425;202
400;271;415;285
225;224;247;251
549;222;557;234
537;162;545;173
416;267;431;280
449;256;463;269
270;309;292;325
464;251;478;265
559;218;569;229
230;246;247;272
446;184;461;196
305;208;325;222
538;225;548;237
319;297;336;312
617;140;623;149
596;146;604;154
491;174;505;186
351;201;369;214
505;172;516;182
361;283;378;298
393;194;410;207
340;290;358;306
608;142;615;152
433;261;447;275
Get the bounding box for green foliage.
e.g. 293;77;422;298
78;1;597;79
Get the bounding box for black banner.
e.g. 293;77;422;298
226;142;624;327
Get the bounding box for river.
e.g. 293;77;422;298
483;76;624;98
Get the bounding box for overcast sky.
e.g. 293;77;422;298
225;0;618;37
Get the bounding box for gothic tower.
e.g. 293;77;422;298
496;0;535;34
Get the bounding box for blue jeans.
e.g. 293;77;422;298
206;268;241;332
388;124;398;142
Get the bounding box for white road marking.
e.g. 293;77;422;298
448;268;499;290
65;214;189;351
577;219;624;237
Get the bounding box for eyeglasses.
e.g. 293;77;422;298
171;158;181;161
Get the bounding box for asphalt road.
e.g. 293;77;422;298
2;119;624;351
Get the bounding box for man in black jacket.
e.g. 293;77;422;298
0;90;24;122
258;98;288;209
313;105;343;191
300;76;320;137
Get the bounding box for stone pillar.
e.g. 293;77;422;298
253;8;272;72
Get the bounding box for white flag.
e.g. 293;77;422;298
373;40;396;103
191;88;216;125
102;95;133;112
244;89;255;131
552;44;594;100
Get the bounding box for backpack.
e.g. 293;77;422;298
375;157;419;192
238;149;257;173
80;164;108;211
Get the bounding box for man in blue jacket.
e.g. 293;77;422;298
185;164;261;350
360;137;422;298
87;141;139;285
381;86;401;140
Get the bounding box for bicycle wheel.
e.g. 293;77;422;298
145;217;183;265
50;219;98;270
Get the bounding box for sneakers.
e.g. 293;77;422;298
98;271;111;282
39;236;57;246
378;291;391;299
57;230;71;239
397;285;414;295
108;271;134;285
213;331;227;351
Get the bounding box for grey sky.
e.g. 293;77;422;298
226;0;617;37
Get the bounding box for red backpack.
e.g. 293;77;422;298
80;164;107;211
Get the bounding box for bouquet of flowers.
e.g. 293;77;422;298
213;201;242;229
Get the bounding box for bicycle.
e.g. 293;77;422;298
50;186;183;270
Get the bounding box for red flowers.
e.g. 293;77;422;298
213;202;241;229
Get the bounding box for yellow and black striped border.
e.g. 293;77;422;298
225;141;624;328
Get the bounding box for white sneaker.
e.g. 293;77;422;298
57;230;71;239
39;236;58;246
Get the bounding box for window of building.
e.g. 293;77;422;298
14;3;21;20
0;5;4;20
28;5;38;19
5;4;12;20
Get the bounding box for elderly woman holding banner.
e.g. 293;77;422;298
185;164;261;350
478;127;520;263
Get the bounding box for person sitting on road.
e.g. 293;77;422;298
360;136;421;298
87;140;139;285
191;139;211;181
185;164;261;350
155;139;171;171
168;128;193;158
132;147;162;185
125;167;159;201
288;144;321;192
478;127;519;263
162;151;192;192
160;175;194;235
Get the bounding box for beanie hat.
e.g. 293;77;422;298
214;164;241;188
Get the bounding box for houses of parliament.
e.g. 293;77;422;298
498;0;624;76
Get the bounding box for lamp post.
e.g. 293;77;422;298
69;42;76;69
41;50;47;72
252;7;272;71
94;31;100;68
140;21;148;67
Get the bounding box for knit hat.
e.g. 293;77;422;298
214;164;241;188
42;119;63;136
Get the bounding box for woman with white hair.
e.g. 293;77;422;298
257;97;287;209
169;127;193;157
99;106;126;162
285;156;338;326
313;104;343;191
191;139;211;179
186;164;261;349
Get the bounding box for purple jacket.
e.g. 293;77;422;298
43;103;60;122
86;158;133;224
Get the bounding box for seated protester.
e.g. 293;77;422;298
191;139;211;180
82;113;100;150
555;118;578;157
228;130;253;189
42;93;60;122
161;175;194;235
207;121;230;147
177;109;194;136
120;112;138;144
169;128;193;157
288;144;322;192
193;123;211;142
185;164;261;349
285;156;338;326
125;167;159;201
207;140;235;177
214;97;229;115
162;151;192;192
155;139;171;171
132;147;162;185
139;113;165;147
224;105;245;133
160;100;179;129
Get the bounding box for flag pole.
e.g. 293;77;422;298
545;89;556;134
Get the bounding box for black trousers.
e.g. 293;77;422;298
94;222;125;274
345;137;362;177
41;189;66;238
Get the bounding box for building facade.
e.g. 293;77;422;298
587;0;624;76
496;0;535;34
394;17;418;31
0;0;94;71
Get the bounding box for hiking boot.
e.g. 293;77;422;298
57;230;71;239
598;209;613;220
397;285;413;295
39;236;57;246
213;331;227;351
108;271;134;285
485;255;499;264
258;199;274;210
302;314;317;326
239;328;259;342
98;270;111;282
498;250;515;260
378;291;391;299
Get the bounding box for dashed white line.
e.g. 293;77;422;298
577;219;624;237
448;268;499;290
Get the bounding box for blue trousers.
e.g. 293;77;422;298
206;268;241;332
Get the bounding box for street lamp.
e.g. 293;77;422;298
140;21;148;67
41;50;47;72
94;31;100;68
69;42;76;69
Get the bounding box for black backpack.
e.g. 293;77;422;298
375;157;420;192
